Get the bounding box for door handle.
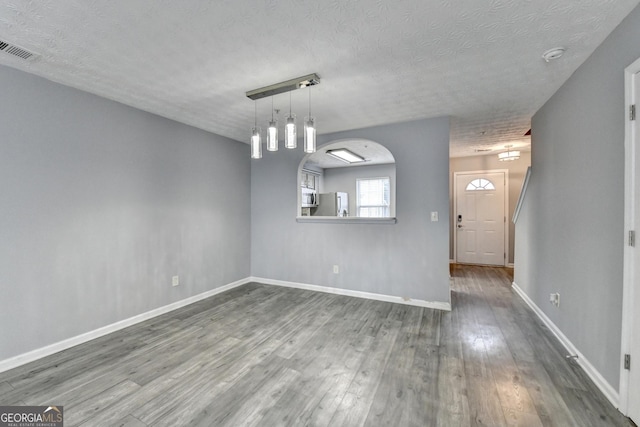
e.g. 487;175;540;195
457;224;463;228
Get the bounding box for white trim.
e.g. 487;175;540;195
512;166;531;223
621;55;640;416
0;277;251;374
250;276;452;311
512;282;620;409
453;169;509;267
296;216;397;224
449;259;455;264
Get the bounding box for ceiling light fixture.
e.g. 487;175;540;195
542;47;566;62
285;92;296;149
250;101;262;159
304;87;316;154
246;74;320;158
326;148;365;164
267;99;278;152
498;145;520;161
246;73;320;100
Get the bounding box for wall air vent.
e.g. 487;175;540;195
0;39;38;61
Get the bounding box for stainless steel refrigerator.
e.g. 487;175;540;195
315;192;349;216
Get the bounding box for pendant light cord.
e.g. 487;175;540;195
254;101;257;127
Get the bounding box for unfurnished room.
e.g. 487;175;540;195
1;1;640;426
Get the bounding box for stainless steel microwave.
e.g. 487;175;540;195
301;188;318;207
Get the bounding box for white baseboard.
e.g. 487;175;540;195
511;281;620;409
1;276;451;374
449;259;455;264
0;277;251;374
507;263;515;268
251;276;451;311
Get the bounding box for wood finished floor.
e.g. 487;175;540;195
0;265;633;426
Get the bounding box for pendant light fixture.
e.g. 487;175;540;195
245;73;320;158
304;87;316;153
267;97;278;152
250;101;262;159
285;92;297;149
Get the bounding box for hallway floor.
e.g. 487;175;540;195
448;264;632;426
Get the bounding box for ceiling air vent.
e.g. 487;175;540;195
0;39;38;61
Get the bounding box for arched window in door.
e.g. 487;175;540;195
466;178;495;191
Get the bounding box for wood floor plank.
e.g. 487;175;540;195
418;308;442;346
128;336;247;425
66;379;141;426
186;355;290;426
329;319;401;426
272;305;334;359
24;372;131;408
0;381;14;397
213;366;301;427
407;343;441;424
363;308;431;426
438;296;463;359
517;360;580;427
435;354;471;426
113;415;148;427
490;306;538;364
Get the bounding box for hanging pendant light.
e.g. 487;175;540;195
267;97;278;152
284;92;296;149
251;101;262;159
304;87;316;154
245;74;320;157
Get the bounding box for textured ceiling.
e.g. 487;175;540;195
0;0;638;157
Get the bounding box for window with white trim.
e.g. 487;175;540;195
357;177;390;217
466;178;495;191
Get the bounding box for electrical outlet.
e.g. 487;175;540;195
431;211;438;222
333;265;339;274
549;292;560;307
172;276;180;287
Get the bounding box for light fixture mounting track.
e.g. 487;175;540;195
246;73;320;100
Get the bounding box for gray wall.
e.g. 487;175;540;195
514;4;640;391
0;65;251;360
450;151;531;263
323;163;396;217
251;118;451;303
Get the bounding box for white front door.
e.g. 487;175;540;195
455;171;506;266
623;65;640;425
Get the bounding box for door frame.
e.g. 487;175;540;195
453;169;509;266
620;56;640;416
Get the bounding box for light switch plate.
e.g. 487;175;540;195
431;211;438;222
